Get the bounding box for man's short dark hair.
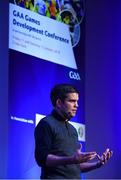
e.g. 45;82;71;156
50;83;79;107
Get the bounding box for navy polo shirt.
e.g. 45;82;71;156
34;110;81;179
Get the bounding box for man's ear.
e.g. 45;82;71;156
56;99;62;108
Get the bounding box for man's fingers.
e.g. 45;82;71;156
84;152;97;156
104;148;113;160
96;153;101;160
75;150;97;163
110;150;113;157
96;148;113;164
107;150;113;160
75;148;113;164
83;152;97;161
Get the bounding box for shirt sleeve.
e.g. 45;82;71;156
34;119;53;167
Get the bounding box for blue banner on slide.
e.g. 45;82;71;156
8;0;86;178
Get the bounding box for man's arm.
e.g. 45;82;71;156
46;147;113;168
80;162;102;172
46;149;97;167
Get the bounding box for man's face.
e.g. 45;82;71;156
59;92;79;119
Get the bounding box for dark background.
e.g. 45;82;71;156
85;0;121;179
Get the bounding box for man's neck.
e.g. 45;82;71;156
54;108;68;121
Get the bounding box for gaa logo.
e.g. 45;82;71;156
69;71;81;80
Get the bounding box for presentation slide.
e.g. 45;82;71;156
9;3;77;68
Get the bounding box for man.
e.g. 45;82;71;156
34;83;113;179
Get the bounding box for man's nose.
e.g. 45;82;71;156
75;102;78;107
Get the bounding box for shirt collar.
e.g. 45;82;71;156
51;109;67;122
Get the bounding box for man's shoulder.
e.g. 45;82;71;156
36;114;56;127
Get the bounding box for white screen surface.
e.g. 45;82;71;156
9;3;77;69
